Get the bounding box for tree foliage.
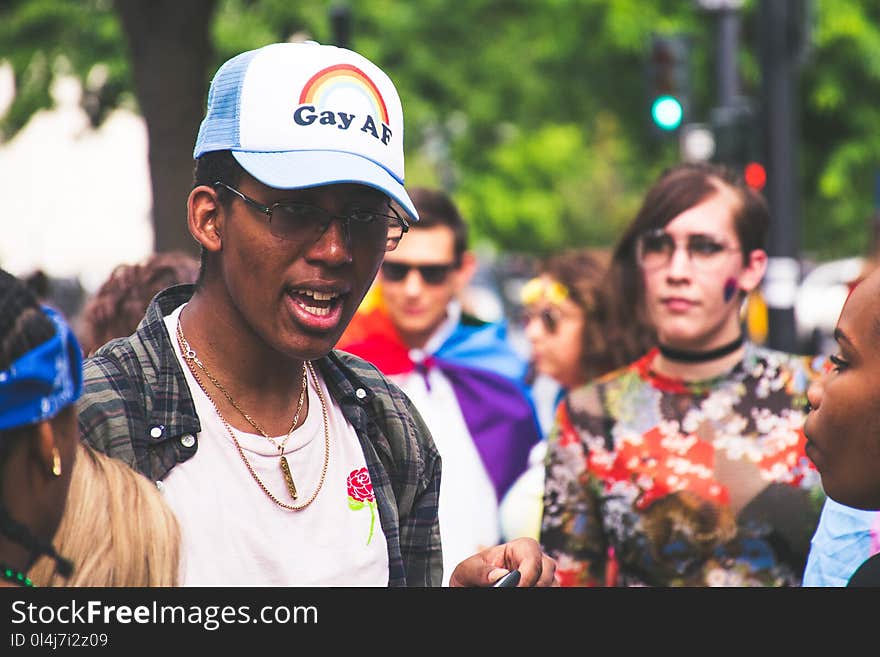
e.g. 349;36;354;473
1;0;879;261
799;0;880;259
0;0;128;136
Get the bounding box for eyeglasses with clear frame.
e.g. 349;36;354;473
213;182;409;251
635;228;742;272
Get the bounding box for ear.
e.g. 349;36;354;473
737;248;768;295
452;251;478;293
187;185;224;254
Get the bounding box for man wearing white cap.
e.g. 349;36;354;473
77;41;555;587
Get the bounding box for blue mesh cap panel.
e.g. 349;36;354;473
193;49;260;157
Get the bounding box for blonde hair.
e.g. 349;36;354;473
29;443;180;587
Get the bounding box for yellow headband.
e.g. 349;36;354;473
520;277;569;307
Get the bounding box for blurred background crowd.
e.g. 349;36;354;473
3;0;880;588
3;1;880;360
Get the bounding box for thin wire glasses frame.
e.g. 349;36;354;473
635;228;742;272
213;181;409;251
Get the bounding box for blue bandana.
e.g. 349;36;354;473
0;306;83;432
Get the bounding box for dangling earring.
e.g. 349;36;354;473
51;447;62;478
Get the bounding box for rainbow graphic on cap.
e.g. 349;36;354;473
299;64;389;125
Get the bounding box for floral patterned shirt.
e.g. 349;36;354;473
540;343;826;587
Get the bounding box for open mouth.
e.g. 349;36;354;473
284;287;349;332
289;288;343;316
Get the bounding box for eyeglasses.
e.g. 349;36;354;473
380;261;457;285
214;182;409;252
522;307;560;333
635;229;741;272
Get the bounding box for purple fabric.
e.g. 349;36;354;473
434;359;541;501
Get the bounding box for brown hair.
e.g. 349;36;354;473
397;187;469;265
537;248;651;381
78;252;199;356
603;161;769;353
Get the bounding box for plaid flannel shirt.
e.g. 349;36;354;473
77;284;443;587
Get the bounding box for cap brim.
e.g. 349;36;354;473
232;150;419;222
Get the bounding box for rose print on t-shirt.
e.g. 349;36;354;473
347;467;377;545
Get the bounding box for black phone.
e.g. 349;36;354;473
492;570;521;587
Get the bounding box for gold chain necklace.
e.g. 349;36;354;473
176;321;307;497
176;321;330;511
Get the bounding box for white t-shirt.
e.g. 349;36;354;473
391;303;500;585
391;367;499;585
162;305;388;586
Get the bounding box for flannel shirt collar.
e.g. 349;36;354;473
143;284;384;448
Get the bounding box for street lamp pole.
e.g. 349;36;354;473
696;0;744;109
330;3;352;49
759;0;800;353
716;3;740;107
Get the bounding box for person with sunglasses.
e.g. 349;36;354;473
339;187;543;584
75;42;554;588
540;161;825;586
521;248;653;414
499;248;655;544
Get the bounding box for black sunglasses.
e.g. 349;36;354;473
381;261;457;285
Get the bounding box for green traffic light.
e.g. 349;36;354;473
651;95;683;131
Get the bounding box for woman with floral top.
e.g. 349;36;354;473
540;162;825;586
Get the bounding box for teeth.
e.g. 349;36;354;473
302;305;331;316
294;288;338;301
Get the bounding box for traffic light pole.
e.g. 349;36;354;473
759;0;800;353
716;7;740;107
648;35;689;134
701;1;757;178
330;3;352;48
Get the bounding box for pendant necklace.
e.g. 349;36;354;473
176;320;329;510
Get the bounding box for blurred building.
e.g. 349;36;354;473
0;68;153;293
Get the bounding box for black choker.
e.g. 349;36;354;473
658;335;744;363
